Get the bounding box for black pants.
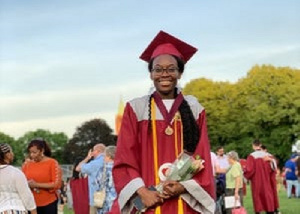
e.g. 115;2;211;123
29;200;58;214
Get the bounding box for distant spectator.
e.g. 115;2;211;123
0;143;37;214
22;139;62;214
216;146;230;186
72;158;84;179
296;155;300;197
65;177;73;209
70;158;89;214
261;144;267;152
76;143;106;214
216;146;230;171
225;151;244;214
284;154;299;198
260;145;281;214
96;146;117;214
244;139;279;214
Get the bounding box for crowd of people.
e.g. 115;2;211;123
0;139;299;214
0;140;117;214
1;31;300;214
212;140;300;214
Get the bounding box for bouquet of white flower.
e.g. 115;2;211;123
133;152;203;212
155;152;203;193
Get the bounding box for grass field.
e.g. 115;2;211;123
63;184;300;214
243;185;300;214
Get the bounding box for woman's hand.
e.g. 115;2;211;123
162;181;185;199
234;191;239;201
136;187;164;208
28;179;38;188
263;155;272;162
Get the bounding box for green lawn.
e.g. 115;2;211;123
63;185;300;214
243;184;299;214
63;206;73;214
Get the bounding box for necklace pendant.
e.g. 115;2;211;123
165;126;174;135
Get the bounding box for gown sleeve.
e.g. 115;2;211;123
244;155;255;180
112;103;145;211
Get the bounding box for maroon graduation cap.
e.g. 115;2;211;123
139;30;198;64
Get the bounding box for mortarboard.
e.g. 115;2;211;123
139;30;198;64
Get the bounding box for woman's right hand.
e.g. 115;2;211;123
234;192;239;201
136;187;163;208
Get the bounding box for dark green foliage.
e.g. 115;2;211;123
62;118;116;164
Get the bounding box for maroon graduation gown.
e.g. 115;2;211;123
70;177;89;214
111;94;215;214
244;151;279;212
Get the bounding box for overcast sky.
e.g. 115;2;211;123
1;0;300;139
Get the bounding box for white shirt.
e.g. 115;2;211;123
0;165;36;212
162;99;175;112
217;155;230;170
210;152;220;176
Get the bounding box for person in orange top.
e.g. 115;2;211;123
22;139;62;214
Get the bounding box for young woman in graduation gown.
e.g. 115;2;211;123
110;31;216;214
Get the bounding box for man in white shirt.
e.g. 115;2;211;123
216;146;230;187
216;146;230;171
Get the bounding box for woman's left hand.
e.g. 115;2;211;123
161;181;185;199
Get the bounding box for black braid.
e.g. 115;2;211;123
179;98;200;153
148;94;153;131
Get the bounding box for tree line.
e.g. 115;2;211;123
184;64;300;165
1;65;299;167
0;119;116;166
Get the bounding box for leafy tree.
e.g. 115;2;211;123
17;129;68;164
63;118;116;164
233;65;300;163
183;78;238;150
183;65;300;165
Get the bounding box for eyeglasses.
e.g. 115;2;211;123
151;66;179;75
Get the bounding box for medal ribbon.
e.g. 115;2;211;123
151;98;161;214
174;114;184;214
152;91;184;127
151;98;184;214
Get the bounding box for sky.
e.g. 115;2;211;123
1;0;300;139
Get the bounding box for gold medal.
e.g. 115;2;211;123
165;126;174;135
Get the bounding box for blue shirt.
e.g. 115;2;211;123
81;154;105;206
285;160;297;180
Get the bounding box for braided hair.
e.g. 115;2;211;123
0;143;12;164
178;91;199;153
147;55;199;153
